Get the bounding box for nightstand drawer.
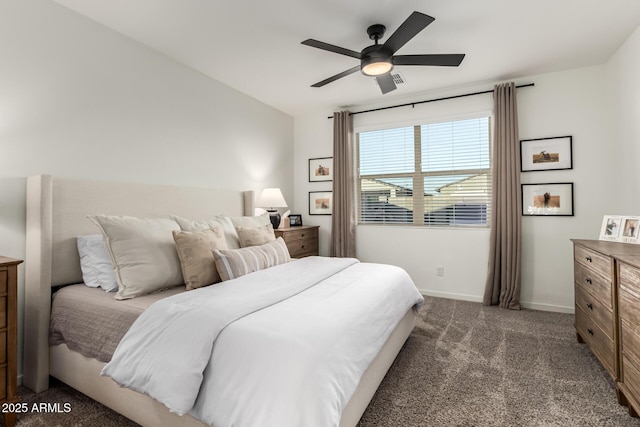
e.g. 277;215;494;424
287;238;319;257
278;227;318;243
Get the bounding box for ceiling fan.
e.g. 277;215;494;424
301;11;465;94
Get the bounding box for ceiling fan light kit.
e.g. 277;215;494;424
302;11;465;94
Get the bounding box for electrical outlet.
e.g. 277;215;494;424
436;266;444;276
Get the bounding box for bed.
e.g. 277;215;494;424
23;174;421;427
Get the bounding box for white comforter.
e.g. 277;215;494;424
102;256;424;427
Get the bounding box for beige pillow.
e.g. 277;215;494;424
213;237;291;281
173;227;228;290
171;215;240;249
228;212;270;229
236;223;276;247
87;215;182;300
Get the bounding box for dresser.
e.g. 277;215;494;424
614;254;640;416
274;225;319;258
571;239;640;418
572;240;619;379
0;257;21;427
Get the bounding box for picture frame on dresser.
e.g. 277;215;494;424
599;215;640;244
521;183;574;216
289;214;303;227
520;136;573;172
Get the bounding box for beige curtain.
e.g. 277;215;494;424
330;111;356;258
483;83;522;309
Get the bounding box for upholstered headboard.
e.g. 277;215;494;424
23;174;254;392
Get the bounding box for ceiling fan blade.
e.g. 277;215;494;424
311;65;361;87
394;54;465;67
376;73;397;94
301;39;362;59
382;11;435;54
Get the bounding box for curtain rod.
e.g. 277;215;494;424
327;82;534;119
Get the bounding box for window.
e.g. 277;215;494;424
357;117;491;227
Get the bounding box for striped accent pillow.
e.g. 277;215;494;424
213;237;291;281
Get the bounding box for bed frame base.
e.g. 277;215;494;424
50;309;415;427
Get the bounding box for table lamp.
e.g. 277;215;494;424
257;188;288;229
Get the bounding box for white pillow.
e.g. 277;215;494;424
88;215;183;300
77;234;118;292
171;215;240;249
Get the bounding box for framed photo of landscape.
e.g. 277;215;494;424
520;136;573;172
309;191;332;215
521;183;574;216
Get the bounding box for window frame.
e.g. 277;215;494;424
356;114;493;228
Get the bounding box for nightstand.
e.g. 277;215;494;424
0;257;21;427
274;225;319;258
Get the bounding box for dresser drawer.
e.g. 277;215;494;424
0;331;5;366
622;355;640;405
287;238;319;258
576;306;615;377
574;262;612;309
622;320;640;368
0;297;5;330
575;245;611;279
0;270;6;295
619;285;640;341
0;366;5;401
278;227;318;243
620;262;640;297
575;285;613;340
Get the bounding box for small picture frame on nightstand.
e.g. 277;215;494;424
289;214;303;227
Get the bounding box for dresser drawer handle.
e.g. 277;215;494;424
587;328;594;336
587;303;593;310
301;245;305;249
586;256;592;262
301;234;305;238
585;278;592;285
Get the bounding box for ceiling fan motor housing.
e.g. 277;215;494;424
360;45;394;76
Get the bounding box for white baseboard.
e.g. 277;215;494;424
419;289;574;314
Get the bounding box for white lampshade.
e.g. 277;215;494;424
257;188;288;209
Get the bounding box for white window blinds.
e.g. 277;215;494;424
357;117;491;227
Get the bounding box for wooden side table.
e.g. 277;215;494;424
0;257;21;427
274;225;319;258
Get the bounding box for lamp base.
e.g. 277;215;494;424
266;210;281;229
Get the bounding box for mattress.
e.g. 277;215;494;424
49;284;185;362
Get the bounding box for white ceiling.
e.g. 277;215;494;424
55;0;640;117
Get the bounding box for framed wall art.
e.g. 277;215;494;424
520;136;573;172
309;191;332;215
521;183;574;216
600;215;640;244
309;157;333;182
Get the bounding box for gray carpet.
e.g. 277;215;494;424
15;297;640;426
